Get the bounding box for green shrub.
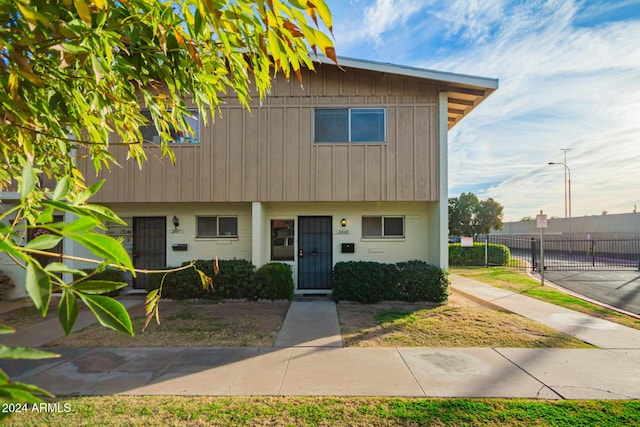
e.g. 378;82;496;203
147;259;258;300
333;261;399;304
73;268;126;297
333;260;449;304
396;260;449;303
256;263;294;301
214;259;258;300
146;264;209;300
448;242;510;266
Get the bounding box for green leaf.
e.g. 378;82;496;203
58;290;78;335
0;240;28;262
72;280;127;294
51;176;71;201
20;161;36;199
0;345;59;360
78;294;133;335
24;233;62;250
72;180;104;205
68;232;134;271
25;262;51;316
79;204;126;225
44;263;86;276
63;216;100;233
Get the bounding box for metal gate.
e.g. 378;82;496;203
460;235;640;271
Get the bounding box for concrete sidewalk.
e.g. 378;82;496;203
2;276;640;399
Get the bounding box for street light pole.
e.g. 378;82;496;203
560;148;570;218
548;161;572;237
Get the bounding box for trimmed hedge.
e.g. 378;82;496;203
146;259;257;300
147;259;293;301
396;261;449;303
333;260;449;304
332;261;399;304
256;263;294;301
448;242;510;266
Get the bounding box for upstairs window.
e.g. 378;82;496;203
140;109;200;144
196;216;238;238
314;108;386;143
362;216;404;238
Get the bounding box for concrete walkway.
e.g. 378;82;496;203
2;276;640;399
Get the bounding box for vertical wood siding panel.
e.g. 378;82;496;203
199;111;213;201
430;105;439;199
365;145;382;201
414;106;430;200
358;72;374;96
163;149;179;201
298;108;313;201
284;108;300;200
269;107;285;201
315;145;333;200
386;107;397;200
333;145;350;200
212;113;228;201
396;106;415;200
259;108;269;200
349;145;365;200
324;68;342;96
228;108;244;200
243;109;260;200
179;148;196;201
131;160;149;202
342;71;357;95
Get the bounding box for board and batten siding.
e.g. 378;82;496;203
83;66;441;204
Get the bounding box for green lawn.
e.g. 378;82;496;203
5;396;639;426
451;267;640;330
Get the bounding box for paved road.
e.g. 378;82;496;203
536;270;640;315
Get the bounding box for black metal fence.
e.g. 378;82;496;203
466;235;640;271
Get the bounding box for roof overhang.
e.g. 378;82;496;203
315;56;498;129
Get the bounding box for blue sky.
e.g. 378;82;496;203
324;0;640;221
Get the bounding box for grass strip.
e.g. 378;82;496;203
450;267;640;330
4;396;639;426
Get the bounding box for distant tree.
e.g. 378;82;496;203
448;193;504;236
520;216;535;221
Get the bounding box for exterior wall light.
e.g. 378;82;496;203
172;216;180;230
340;218;347;227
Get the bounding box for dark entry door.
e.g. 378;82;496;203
298;216;332;290
133;217;166;289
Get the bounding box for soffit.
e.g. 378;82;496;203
315;56;498;129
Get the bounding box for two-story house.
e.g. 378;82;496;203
1;57;497;298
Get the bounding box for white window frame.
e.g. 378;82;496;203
314;107;386;143
361;216;405;239
196;216;238;238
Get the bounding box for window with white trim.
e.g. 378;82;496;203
314;108;386;143
362;216;404;238
196;216;238;238
140;109;200;144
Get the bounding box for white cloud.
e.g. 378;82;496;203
433;2;640;221
330;0;425;49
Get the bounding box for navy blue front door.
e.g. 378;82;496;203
298;216;333;290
